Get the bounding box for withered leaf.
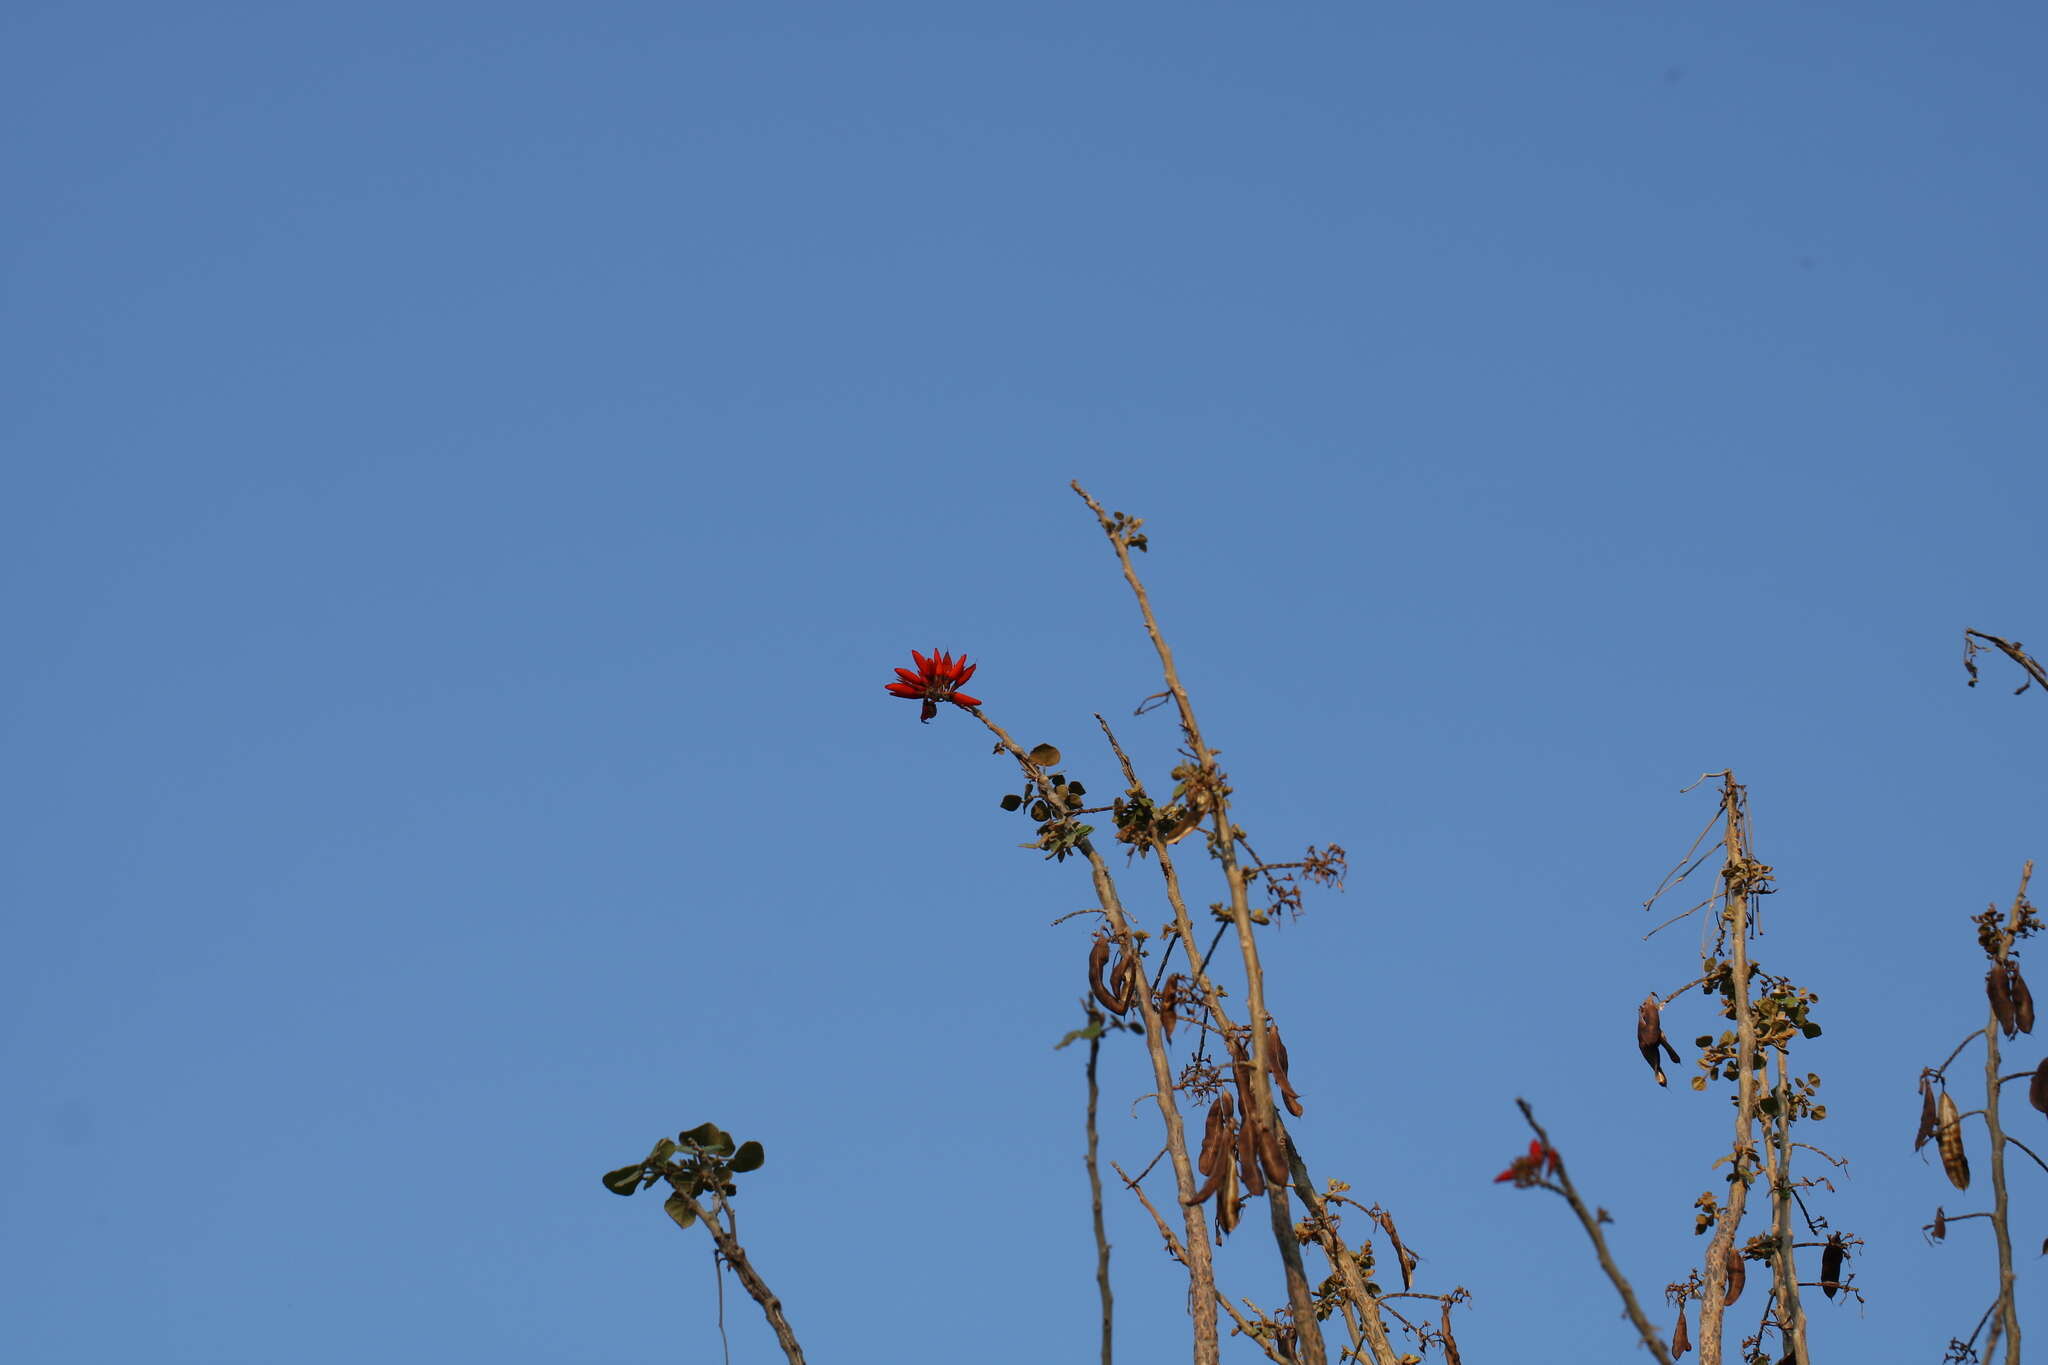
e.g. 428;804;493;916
1915;1077;1939;1151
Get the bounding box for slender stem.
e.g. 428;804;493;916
1767;1048;1809;1364
1073;482;1328;1365
1517;1101;1675;1365
1982;862;2031;1365
1698;775;1762;1365
1086;1002;1115;1365
664;1182;806;1365
1964;629;2048;695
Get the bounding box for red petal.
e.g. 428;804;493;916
894;667;922;684
1493;1169;1515;1183
950;692;981;708
953;660;977;684
911;649;931;674
885;683;922;698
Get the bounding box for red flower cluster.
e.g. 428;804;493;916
1493;1139;1560;1187
885;648;982;723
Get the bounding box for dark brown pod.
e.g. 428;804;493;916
1915;1077;1938;1151
2010;961;2036;1034
1723;1246;1746;1306
1820;1232;1846;1300
1989;965;2018;1039
1671;1307;1691;1359
2028;1058;2048;1116
1932;1207;1947;1241
1087;936;1123;1014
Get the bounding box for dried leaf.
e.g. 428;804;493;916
2011;961;2036;1034
1671;1306;1691;1358
1723;1246;1747;1306
2031;1058;2048;1116
1933;1207;1947;1242
1937;1090;1971;1191
1915;1076;1939;1151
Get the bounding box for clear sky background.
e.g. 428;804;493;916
5;3;2046;1361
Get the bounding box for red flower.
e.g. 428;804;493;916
885;648;982;723
1493;1139;1560;1186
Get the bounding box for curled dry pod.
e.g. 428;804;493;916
1671;1306;1691;1359
1110;953;1139;1014
1820;1232;1847;1300
1087;936;1122;1014
1915;1077;1939;1151
1989;965;2018;1039
1937;1090;1971;1190
1723;1246;1747;1306
2010;961;2036;1034
2032;1058;2048;1116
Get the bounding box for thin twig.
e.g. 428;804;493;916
663;1182;806;1365
1516;1101;1675;1365
1084;1000;1115;1365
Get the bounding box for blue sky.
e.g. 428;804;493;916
5;3;2046;1360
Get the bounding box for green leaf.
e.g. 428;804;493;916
709;1129;736;1157
731;1140;765;1173
1800;1022;1823;1039
664;1193;698;1229
679;1122;722;1147
645;1137;678;1165
602;1164;647;1196
1054;1021;1105;1050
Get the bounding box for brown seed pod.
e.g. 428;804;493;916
1989;965;2018;1038
1188;1098;1234;1204
1915;1076;1939;1151
1110;953;1139;1014
1820;1232;1847;1300
1235;1115;1266;1197
2010;961;2036;1034
1087;936;1123;1014
1156;974;1185;1042
1266;1021;1305;1116
2031;1058;2048;1116
1723;1246;1746;1306
1258;1114;1289;1187
1671;1306;1691;1358
1932;1207;1947;1241
1937;1090;1971;1191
